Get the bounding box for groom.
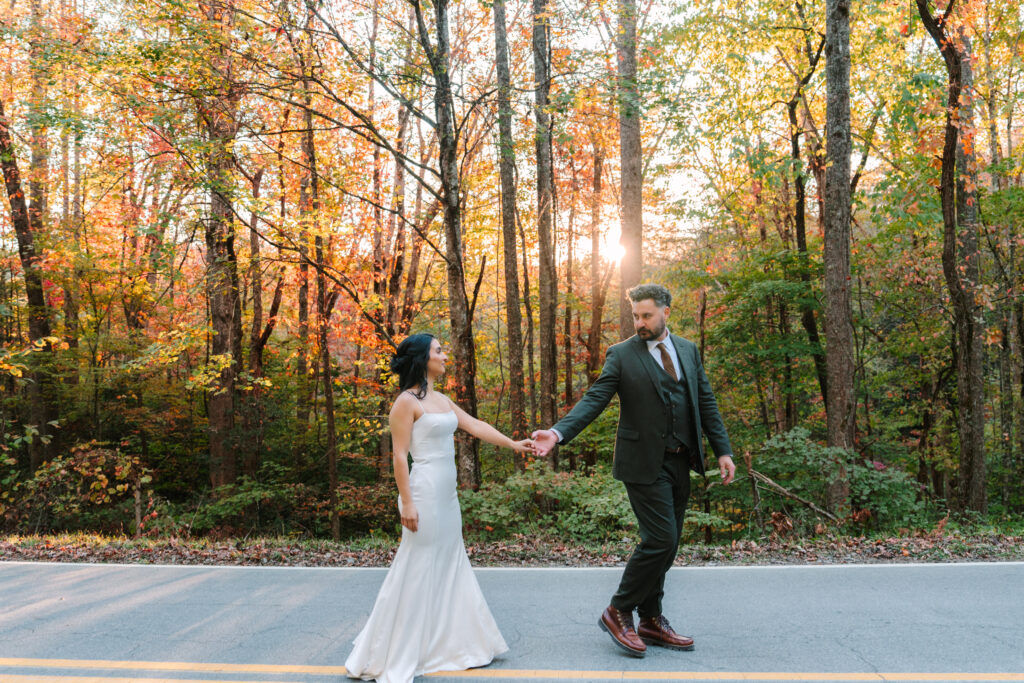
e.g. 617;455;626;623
532;284;735;658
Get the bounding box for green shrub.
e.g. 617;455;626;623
460;463;637;543
753;427;927;533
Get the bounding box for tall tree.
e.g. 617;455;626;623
781;9;829;411
823;0;855;510
533;0;559;452
0;97;55;470
493;0;528;470
916;0;987;513
616;0;642;337
198;0;244;490
585;148;611;386
412;0;481;487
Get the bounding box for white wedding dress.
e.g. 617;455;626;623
344;410;508;683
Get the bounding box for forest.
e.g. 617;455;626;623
1;0;1022;546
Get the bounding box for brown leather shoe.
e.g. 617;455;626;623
599;606;646;657
638;615;695;651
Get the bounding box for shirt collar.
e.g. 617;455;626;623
645;329;672;351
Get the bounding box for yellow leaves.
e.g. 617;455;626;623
186;353;235;393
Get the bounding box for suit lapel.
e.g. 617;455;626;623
670;334;696;400
630;336;670;404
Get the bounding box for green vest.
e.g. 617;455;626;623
656;361;697;453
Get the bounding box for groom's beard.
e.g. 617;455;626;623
635;320;666;340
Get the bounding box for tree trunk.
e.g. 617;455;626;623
586;150;611;386
953;31;986;514
414;0;480;488
787;99;829;410
295;84;314;455
316;229;340;540
0;98;55;470
616;0;642;338
200;0;243;491
493;0;528;471
533;0;559;458
823;0;854;511
917;0;987;514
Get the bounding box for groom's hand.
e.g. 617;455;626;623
530;429;558;457
718;455;736;485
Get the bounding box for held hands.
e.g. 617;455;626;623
530;429;558;457
511;439;537;455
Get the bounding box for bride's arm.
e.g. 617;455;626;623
445;396;534;453
389;395;419;531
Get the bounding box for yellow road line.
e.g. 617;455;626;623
427;674;1024;681
0;658;345;675
0;678;297;683
1;659;1022;681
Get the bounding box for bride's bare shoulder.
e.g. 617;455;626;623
390;391;420;418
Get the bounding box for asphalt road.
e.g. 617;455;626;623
1;561;1022;682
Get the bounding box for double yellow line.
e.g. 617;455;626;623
1;657;1023;681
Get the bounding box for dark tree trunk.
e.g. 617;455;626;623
787;98;829;410
0;97;55;470
533;0;559;461
616;0;642;338
917;0;987;514
824;0;854;511
413;0;480;488
493;0;528;471
199;0;243;491
295;81;315;455
586;150;612;386
316;230;340;540
952;31;986;514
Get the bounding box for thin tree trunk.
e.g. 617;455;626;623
519;209;538;427
616;0;642;338
413;0;480;487
564;165;577;470
787;99;829;410
586;150;609;385
917;0;987;513
493;0;528;471
533;0;559;462
824;0;854;511
295;79;314;454
0;98;55;470
316;230;339;540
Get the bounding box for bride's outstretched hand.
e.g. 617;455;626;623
511;438;536;455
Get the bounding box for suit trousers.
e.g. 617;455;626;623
610;449;692;618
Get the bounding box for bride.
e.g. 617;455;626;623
345;333;535;683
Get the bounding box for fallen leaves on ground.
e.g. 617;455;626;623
1;531;1022;567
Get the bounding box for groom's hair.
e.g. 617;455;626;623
627;284;672;308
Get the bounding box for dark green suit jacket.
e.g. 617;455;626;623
553;334;732;484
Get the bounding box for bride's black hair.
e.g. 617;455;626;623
390;333;436;399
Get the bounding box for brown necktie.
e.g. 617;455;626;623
657;342;678;381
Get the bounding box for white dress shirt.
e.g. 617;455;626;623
647;329;682;381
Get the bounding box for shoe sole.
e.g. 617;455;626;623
640;636;695;651
598;618;646;658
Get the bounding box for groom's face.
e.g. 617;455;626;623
632;299;669;341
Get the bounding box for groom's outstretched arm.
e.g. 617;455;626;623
533;346;622;455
